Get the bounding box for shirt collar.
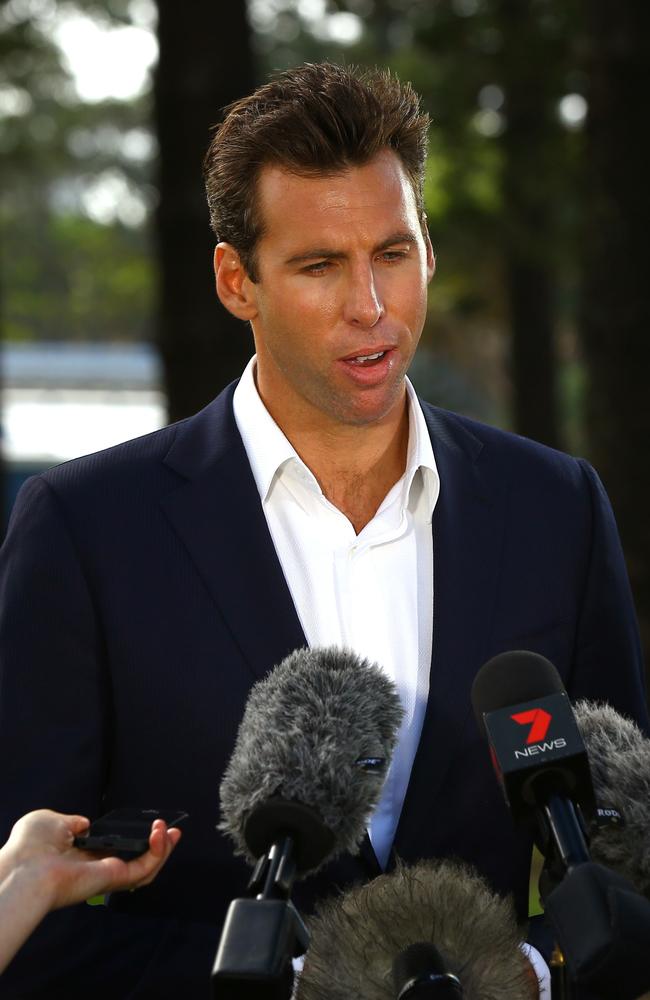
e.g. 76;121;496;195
233;355;439;517
403;378;439;520
233;356;311;502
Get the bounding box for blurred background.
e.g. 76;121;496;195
1;0;649;676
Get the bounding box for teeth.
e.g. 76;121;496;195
353;351;384;362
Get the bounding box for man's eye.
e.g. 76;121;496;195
303;261;330;274
380;250;408;262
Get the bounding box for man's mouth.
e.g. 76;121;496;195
346;350;387;366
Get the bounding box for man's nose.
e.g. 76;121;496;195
342;263;384;328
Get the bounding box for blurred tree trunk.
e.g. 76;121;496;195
154;1;256;422
498;0;561;450
580;1;650;672
0;268;5;538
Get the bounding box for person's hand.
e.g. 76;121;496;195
0;809;181;910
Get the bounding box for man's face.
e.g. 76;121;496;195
232;149;434;433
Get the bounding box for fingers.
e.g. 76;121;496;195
146;819;170;859
65;815;91;834
1;811;181;912
148;820;182;857
130;823;182;887
59;815;91;841
100;821;182;892
168;828;182;848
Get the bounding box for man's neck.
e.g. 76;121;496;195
282;403;410;535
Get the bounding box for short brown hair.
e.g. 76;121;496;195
203;62;430;281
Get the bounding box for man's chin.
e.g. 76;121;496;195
329;387;408;429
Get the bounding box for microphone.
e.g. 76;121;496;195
219;645;404;873
471;651;650;999
573;699;650;898
542;861;650;1000
470;650;595;874
213;646;404;997
295;859;535;1000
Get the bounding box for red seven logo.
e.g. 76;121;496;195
511;708;552;744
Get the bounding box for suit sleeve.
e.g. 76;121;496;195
567;459;648;730
0;476;218;997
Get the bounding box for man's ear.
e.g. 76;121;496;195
214;243;258;320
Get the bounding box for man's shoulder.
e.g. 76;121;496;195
419;401;591;492
421;401;583;465
21;382;241;509
38;418;186;493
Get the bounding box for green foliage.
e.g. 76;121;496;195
0;0;591;431
2;211;154;342
1;0;155;343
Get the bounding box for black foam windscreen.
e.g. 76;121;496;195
471;650;564;735
393;942;462;998
243;799;334;874
470;649;596;844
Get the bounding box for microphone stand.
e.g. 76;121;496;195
212;834;309;999
536;798;650;1000
549;944;571;1000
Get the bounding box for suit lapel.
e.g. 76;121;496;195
161;384;381;880
394;405;508;859
159;384;307;682
158;387;505;871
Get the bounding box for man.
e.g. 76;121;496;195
0;63;646;996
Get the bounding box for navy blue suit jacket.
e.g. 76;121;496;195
0;382;647;997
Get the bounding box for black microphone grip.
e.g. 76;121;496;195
539;793;590;873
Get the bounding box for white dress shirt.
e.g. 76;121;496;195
233;356;439;869
234;358;551;998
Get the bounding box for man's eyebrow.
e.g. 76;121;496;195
284;248;347;266
375;231;419;251
284;232;418;267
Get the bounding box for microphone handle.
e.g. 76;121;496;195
398;982;463;999
260;836;297;900
247;835;297;901
539;793;590;874
396;975;463;998
212;836;308;996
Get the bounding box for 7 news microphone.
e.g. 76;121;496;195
212;646;404;999
471;650;650;999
